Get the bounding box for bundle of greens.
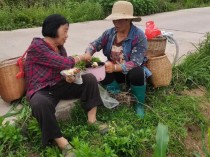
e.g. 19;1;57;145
75;56;101;70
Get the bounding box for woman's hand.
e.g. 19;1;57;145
82;52;92;62
73;52;92;63
105;61;114;73
65;75;76;83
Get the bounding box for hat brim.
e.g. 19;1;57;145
105;14;141;22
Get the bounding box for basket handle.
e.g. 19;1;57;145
16;47;30;79
0;57;21;65
161;33;179;65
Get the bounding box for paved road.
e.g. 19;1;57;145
0;7;210;117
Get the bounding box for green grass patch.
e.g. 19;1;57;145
0;34;210;156
0;0;104;31
174;33;210;91
0;0;210;31
0;92;207;156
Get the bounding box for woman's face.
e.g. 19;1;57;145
55;23;69;46
113;19;131;32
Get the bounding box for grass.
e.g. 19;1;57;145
1;88;208;156
0;35;210;156
0;1;104;31
0;0;210;31
175;33;210;91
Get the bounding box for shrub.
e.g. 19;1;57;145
0;0;104;30
1;0;210;30
70;1;104;23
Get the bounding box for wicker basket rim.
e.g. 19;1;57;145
147;36;167;41
148;54;168;60
0;57;21;68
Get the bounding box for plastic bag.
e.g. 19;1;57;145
145;21;161;39
98;84;120;109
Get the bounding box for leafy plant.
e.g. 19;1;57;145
92;0;115;16
1;0;210;30
176;33;210;90
153;123;169;157
75;56;101;70
0;0;104;30
201;124;210;157
40;146;62;157
208;128;210;152
0;118;26;156
70;1;104;23
1;34;210;156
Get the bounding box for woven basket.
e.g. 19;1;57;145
147;54;172;88
146;36;167;58
0;57;26;102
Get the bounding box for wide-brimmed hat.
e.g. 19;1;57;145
105;1;141;22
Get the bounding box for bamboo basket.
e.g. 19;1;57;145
0;57;26;102
146;36;167;57
147;54;172;88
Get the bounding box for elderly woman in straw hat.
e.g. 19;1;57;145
84;1;151;118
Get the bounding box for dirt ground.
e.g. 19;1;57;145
183;87;210;157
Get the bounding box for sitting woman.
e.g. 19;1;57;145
24;14;107;157
85;1;151;118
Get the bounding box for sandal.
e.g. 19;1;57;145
62;144;76;157
88;121;109;134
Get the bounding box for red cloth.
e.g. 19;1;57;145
24;38;75;99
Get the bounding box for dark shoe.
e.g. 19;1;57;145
62;144;76;157
89;121;109;134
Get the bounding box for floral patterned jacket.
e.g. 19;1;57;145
86;24;148;74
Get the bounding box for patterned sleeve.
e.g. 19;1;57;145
85;30;109;55
29;44;75;70
122;33;148;74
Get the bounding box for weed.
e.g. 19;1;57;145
1;0;210;30
0;34;210;156
176;33;210;90
0;118;26;156
153;123;169;157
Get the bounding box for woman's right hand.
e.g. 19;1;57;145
82;52;92;62
65;75;76;83
74;52;92;63
105;61;114;73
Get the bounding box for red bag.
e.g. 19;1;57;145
145;21;161;39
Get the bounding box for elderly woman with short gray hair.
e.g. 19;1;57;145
24;14;108;157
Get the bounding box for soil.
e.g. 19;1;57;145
183;86;210;120
27;153;40;157
185;125;208;157
183;86;210;157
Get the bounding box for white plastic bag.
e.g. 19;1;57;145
98;84;119;109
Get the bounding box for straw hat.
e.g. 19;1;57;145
105;1;141;22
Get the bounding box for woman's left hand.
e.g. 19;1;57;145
65;75;76;83
105;61;114;73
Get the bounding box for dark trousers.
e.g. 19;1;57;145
29;74;103;146
100;66;145;87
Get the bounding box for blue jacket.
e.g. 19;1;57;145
86;24;151;76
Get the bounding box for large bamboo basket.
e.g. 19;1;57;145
0;57;26;102
146;36;167;57
147;54;172;88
